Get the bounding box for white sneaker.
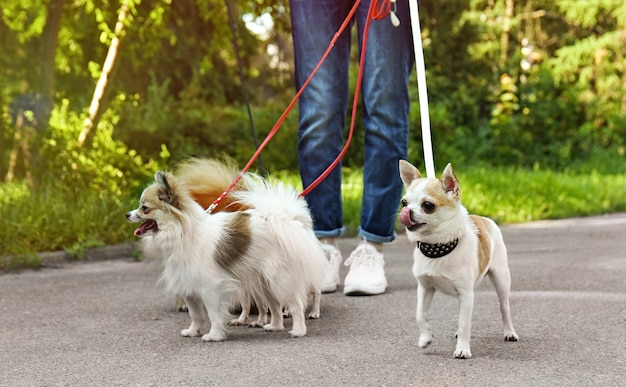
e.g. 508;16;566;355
320;242;342;293
343;241;387;296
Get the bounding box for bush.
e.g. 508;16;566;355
0;99;168;264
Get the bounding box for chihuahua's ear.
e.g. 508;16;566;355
154;171;177;205
399;160;422;187
441;163;460;200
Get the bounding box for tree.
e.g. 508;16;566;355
78;0;132;147
549;0;626;149
2;0;62;184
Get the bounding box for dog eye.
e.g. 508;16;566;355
422;201;436;214
401;199;408;207
141;205;150;214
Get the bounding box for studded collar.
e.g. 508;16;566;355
417;238;459;259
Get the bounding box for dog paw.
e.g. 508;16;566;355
263;323;284;332
307;311;320;319
504;332;519;342
248;320;265;328
181;328;202;337
418;334;432;348
453;348;472;359
202;331;227;342
289;329;306;338
228;319;246;326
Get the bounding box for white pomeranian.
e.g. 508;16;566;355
126;167;326;341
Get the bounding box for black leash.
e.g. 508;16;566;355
224;0;266;177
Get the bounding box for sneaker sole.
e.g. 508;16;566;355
343;284;386;296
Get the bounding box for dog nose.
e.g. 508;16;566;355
125;212;131;219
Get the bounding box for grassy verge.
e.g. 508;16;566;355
1;165;625;269
460;166;626;224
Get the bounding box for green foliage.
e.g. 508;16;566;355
0;98;167;267
2;0;626;267
4;0;626;176
114;75;299;170
41;98;165;196
406;0;626;171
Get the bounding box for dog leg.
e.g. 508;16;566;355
287;300;307;338
453;292;474;359
229;292;251;326
263;300;285;332
249;301;269;328
180;295;209;337
229;304;250;326
488;268;519;342
307;290;321;319
416;284;435;348
263;305;284;332
200;295;229;342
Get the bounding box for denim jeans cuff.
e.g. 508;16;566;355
314;227;345;240
357;227;396;244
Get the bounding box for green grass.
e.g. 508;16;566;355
1;165;625;269
461;166;626;224
0;181;135;269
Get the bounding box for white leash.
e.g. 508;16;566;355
408;0;435;178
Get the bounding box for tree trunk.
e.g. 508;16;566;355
500;0;515;68
78;0;130;147
41;0;65;101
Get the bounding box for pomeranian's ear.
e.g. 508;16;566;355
441;163;460;200
399;160;422;187
154;171;178;205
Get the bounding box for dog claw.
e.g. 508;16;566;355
504;333;519;342
453;349;472;359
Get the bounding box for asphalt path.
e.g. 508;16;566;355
1;214;625;386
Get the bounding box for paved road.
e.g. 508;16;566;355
1;214;625;386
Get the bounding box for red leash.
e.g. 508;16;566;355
207;0;392;213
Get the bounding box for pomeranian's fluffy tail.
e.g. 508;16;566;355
233;177;313;228
175;158;251;212
234;177;326;292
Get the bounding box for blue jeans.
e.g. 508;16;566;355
290;0;415;243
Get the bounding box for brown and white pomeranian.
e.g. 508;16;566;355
126;160;327;341
169;158;250;313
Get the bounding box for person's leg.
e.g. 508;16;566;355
358;0;414;243
290;0;354;239
344;0;414;296
290;0;355;292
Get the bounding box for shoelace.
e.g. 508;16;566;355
344;243;383;268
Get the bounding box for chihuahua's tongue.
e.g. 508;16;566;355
399;206;417;228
